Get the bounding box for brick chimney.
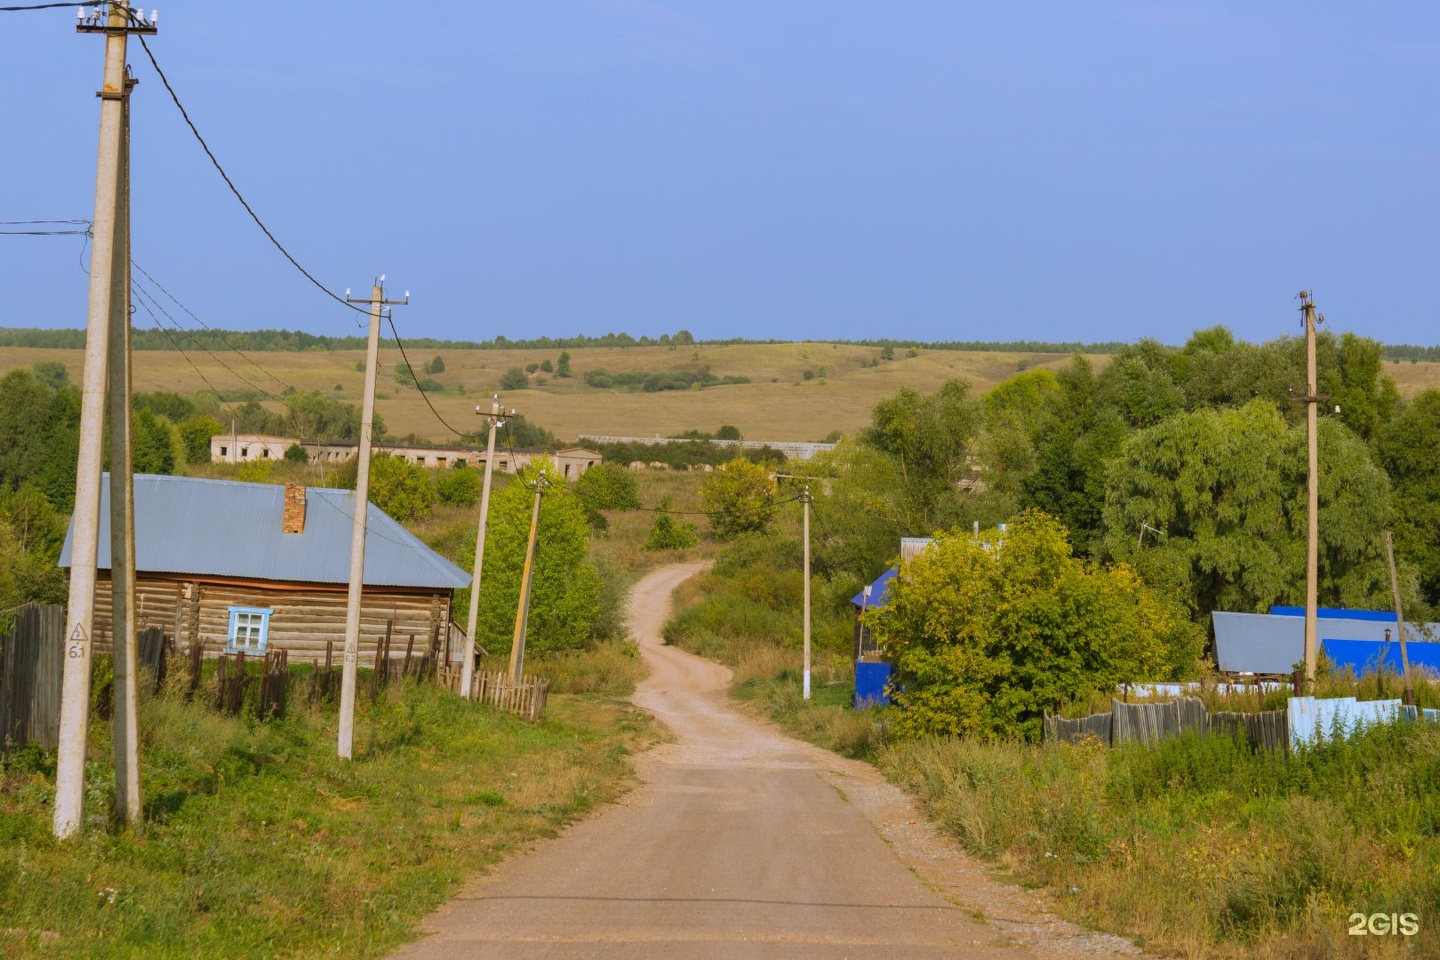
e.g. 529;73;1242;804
283;483;307;534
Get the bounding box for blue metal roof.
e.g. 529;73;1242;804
60;475;470;590
851;568;897;609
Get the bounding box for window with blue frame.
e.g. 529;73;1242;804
226;606;272;654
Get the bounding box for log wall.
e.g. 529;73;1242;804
89;574;451;667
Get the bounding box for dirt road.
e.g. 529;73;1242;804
391;563;1140;959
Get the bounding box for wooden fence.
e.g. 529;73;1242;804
0;603;64;751
1046;697;1290;754
437;667;550;721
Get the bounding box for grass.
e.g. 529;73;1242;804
0;672;657;959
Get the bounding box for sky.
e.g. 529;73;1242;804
3;2;1439;348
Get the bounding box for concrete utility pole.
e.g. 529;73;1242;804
108;67;140;826
55;1;156;841
776;474;815;699
1297;292;1323;685
461;396;515;698
801;483;813;700
337;279;408;760
509;474;549;684
1384;531;1415;706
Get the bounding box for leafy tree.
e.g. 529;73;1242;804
1101;400;1406;619
573;463;641;511
0;369;55;495
496;416;555;450
236;459;273;483
556;351;572;378
702;458;777;539
365;454;435;522
500;367;528;391
0;485;68;606
424;355;446;375
31;360;68;391
866;511;1200;741
525;362;540;374
132;408;180;475
1375;389;1440;604
134;390;195;422
644;513;699;551
458;459;601;654
540;359;553;373
178;415;223;465
284;443;309;464
715;424;742;441
863;379;982;528
435;463;481;507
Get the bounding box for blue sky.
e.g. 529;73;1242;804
3;2;1439;346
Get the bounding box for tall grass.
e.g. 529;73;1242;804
0;676;655;959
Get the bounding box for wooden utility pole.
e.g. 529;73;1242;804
1384;531;1415;706
1298;291;1322;685
509;474;549;684
108;65;140;825
461;396;515;698
55;2;155;841
337;279;407;759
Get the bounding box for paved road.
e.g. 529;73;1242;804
391;563;1139;960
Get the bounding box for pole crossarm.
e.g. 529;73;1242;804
76;3;157;35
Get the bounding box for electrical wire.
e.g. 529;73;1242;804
130;260;292;393
384;312;477;441
0;2;81;10
134;35;365;317
0;219;92;236
131;278;280;401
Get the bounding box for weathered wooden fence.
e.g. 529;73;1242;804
1046;697;1290;754
437;666;550;721
0;603;64;751
214;648;292;719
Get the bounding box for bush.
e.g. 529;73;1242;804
435;464;482;507
284;443;309;464
643;514;699;551
499;367;528;391
573;463;641;511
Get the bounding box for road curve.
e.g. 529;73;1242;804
390;562;1140;960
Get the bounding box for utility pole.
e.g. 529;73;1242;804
337;278;408;759
55;1;156;841
1384;531;1415;706
509;474;549;684
776;474;815;699
108;63;140;826
461;396;515;698
1296;292;1323;686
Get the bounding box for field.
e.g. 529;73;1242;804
0;343;1096;443
5;343;1437;444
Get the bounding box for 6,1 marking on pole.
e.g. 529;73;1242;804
68;623;87;659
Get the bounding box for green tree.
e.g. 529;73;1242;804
500;367;528;391
540;359;553;373
0;369;54;494
458;459;601;654
702;458;777;540
863;379;982;528
178;415;224;465
283;443;309;465
866;511;1200;740
1101;400;1405;619
366;454;436;522
1375;389;1440;604
0;485;68;605
424;355;446;375
435;463;482;508
556;351;572;378
715;424;742;441
643;513;699;551
134;390;195;423
573;463;641;511
31;360;68;391
132;408;181;475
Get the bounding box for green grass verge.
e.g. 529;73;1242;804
0;680;655;959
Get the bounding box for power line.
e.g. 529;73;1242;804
384;312;476;441
0;2;81;10
130;278;280;401
130;260;292;393
134;35;365;316
0;219;92;236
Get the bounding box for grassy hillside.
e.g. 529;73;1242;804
4;343;1438;445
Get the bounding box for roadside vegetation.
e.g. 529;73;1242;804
0;669;656;959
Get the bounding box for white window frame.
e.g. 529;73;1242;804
226;606;273;654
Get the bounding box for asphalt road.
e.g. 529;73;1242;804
390;562;1140;960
